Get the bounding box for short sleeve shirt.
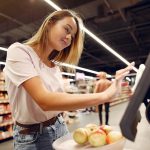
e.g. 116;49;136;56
3;42;64;124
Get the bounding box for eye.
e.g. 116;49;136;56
65;27;70;34
64;26;74;40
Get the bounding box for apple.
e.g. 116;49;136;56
100;125;113;134
85;123;98;128
106;131;123;144
88;129;107;147
85;123;99;135
73;128;88;144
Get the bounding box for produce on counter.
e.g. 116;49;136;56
99;124;113;134
73;124;124;147
106;130;123;144
73;127;89;144
85;123;99;135
88;128;107;147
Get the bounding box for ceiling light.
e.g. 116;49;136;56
0;47;7;51
0;62;6;65
61;72;94;80
83;28;138;72
44;0;61;10
59;62;98;74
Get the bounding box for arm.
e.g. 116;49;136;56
22;76;107;111
23;63;134;111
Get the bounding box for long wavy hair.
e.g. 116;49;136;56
24;9;85;72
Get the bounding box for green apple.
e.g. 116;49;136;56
85;123;99;135
73;128;88;144
106;131;123;144
88;129;107;147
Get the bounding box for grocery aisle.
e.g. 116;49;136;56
0;102;150;150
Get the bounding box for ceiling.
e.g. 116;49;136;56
0;0;150;76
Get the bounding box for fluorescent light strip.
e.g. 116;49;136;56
83;28;138;72
60;62;99;74
44;0;138;72
0;62;6;65
0;59;98;77
60;63;111;78
44;0;61;10
0;47;7;51
61;72;94;79
0;48;101;76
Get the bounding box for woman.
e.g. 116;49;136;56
4;10;134;150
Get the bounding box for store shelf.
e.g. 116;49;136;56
0;132;13;141
0;91;7;92
0;111;11;115
0;120;13;127
0;100;9;104
0;72;13;141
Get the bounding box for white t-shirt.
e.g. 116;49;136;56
3;42;64;124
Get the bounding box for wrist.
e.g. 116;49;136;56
99;92;111;103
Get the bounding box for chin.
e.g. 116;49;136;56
54;46;64;52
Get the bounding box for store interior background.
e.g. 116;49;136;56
0;0;150;149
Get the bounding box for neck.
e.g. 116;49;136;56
34;44;52;57
31;44;55;68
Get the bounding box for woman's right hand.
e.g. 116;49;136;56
104;62;135;101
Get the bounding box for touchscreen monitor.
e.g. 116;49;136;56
120;53;150;141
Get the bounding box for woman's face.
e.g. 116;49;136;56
48;16;77;51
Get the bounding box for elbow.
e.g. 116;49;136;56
33;94;50;111
39;104;49;111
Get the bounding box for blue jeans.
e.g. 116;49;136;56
13;116;69;150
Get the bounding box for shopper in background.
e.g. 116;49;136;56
94;72;112;125
3;9;134;150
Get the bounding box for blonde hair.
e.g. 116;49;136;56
25;9;84;72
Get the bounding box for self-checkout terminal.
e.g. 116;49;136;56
120;53;150;141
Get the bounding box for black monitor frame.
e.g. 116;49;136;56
120;53;150;141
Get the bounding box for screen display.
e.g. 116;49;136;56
120;53;150;141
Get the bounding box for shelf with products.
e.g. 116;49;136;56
0;71;13;141
0;100;9;104
0;126;13;141
0;115;13;140
0;120;13;127
0;111;11;115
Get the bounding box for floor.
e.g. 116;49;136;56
0;102;150;150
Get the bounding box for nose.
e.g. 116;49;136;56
66;34;72;44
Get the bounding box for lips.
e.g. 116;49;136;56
61;39;68;47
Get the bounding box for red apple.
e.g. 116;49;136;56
88;129;107;147
106;131;123;144
73;128;88;144
100;125;113;134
